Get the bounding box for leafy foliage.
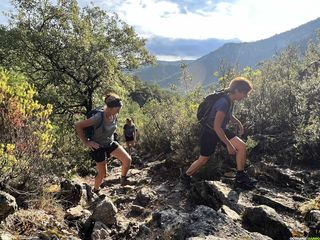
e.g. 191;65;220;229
1;0;154;116
0;68;56;189
138;90;202;164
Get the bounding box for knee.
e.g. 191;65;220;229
237;142;246;152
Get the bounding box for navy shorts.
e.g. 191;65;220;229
200;127;236;157
89;141;119;162
125;136;134;142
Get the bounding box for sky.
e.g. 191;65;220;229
88;0;320;42
1;0;320;60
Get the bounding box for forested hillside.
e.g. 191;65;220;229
1;0;320;239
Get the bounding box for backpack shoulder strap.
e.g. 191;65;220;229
221;94;232;110
95;111;104;129
204;91;226;115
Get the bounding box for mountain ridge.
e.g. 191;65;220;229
146;36;241;60
134;17;320;88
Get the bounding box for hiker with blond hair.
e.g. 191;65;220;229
182;77;257;190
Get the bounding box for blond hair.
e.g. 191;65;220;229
226;77;253;94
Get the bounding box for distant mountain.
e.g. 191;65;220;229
146;37;240;60
134;60;194;87
134;17;320;88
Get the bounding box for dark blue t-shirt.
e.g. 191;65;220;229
206;96;233;129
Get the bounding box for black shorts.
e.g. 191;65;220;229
200;127;236;157
89;141;119;162
125;136;134;142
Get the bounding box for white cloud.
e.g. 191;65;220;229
1;0;319;42
104;0;320;42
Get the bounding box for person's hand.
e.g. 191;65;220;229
227;142;237;155
238;123;244;136
86;140;100;150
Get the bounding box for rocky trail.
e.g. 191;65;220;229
1;151;320;240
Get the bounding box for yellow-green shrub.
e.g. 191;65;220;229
0;68;56;189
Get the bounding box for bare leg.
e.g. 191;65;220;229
111;145;132;177
94;161;107;190
230;137;246;171
186;155;210;176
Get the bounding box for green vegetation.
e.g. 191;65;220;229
1;0;154;116
0;68;56;190
0;0;319;209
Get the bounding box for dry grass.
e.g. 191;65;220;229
299;194;320;215
2;209;57;236
29;192;65;221
0;192;71;238
43;183;60;193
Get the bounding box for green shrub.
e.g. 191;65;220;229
139;92;200;166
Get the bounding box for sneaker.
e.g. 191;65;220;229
234;172;257;190
120;176;129;186
180;173;192;186
92;188;100;194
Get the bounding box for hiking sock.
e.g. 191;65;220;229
236;170;245;176
92;188;100;194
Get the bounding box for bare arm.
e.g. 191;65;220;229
75;118;100;150
213;111;236;155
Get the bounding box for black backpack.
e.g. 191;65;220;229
197;90;226;126
84;107;104;139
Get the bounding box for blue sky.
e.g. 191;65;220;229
1;0;320;60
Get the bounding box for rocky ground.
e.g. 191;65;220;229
1;151;320;240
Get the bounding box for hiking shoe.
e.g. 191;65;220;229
180;173;192;186
92;188;100;194
120;176;129;186
234;172;257;190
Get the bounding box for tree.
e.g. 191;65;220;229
180;62;192;93
2;0;154;115
216;58;239;88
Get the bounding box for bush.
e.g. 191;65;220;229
0;68;56;190
139;92;200;166
293;75;320;165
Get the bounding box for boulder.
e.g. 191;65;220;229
0;191;17;221
91;221;111;240
219;205;241;221
134;187;156;207
186;205;270;239
190;181;242;213
56;179;82;208
243;205;292;240
91;198;118;225
305;210;320;226
252;194;296;213
152;208;189;239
